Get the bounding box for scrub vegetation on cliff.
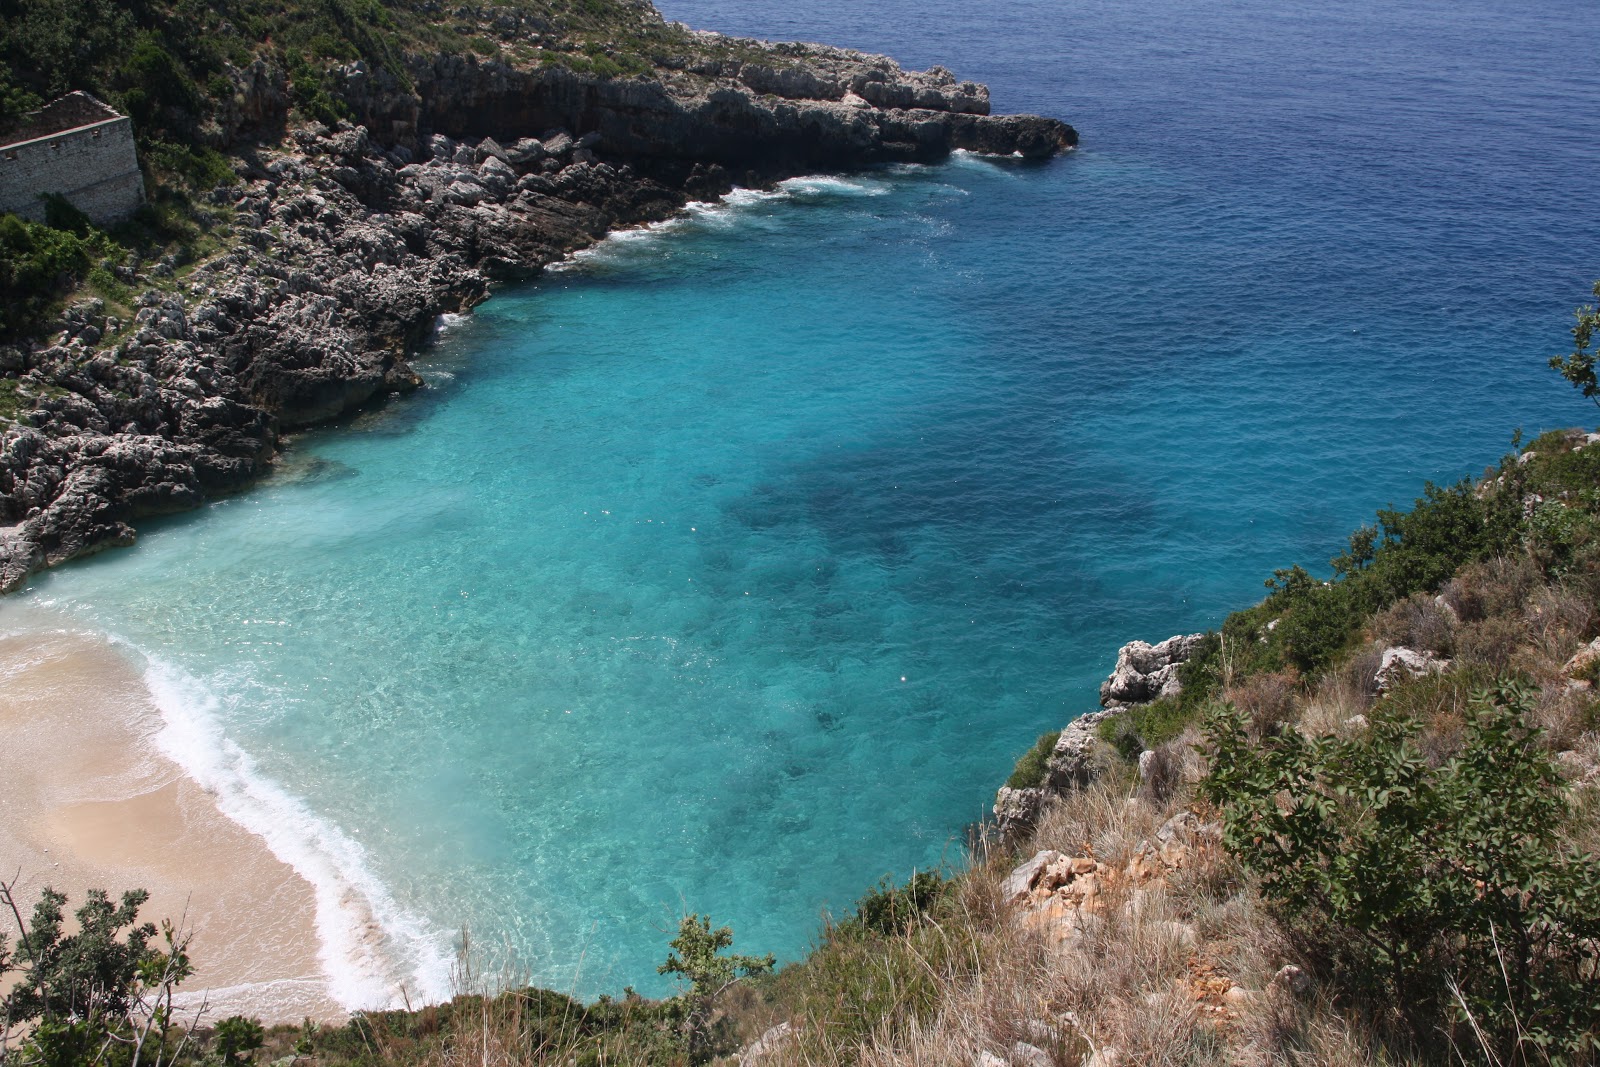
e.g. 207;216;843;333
0;0;669;339
6;415;1598;1067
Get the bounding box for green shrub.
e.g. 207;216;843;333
1266;566;1363;674
852;870;950;936
214;1014;266;1065
1098;696;1197;760
287;50;350;127
0;211;120;340
1201;683;1600;1062
1005;730;1060;789
141;139;234;189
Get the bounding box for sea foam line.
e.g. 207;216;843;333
549;172;895;271
137;652;455;1012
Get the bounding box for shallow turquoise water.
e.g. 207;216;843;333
6;0;1600;1009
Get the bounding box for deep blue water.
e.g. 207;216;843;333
4;0;1599;1011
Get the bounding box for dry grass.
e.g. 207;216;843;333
797;558;1598;1067
1371;593;1458;657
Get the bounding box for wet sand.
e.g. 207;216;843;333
0;630;345;1024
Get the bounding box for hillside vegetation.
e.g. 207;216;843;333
5;417;1599;1066
0;0;685;134
0;0;692;341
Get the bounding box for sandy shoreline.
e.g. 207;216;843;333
0;630;346;1024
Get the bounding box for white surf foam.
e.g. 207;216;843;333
553;173;898;272
776;174;892;198
433;312;468;336
137;653;455;1013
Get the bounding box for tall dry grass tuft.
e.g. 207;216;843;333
1300;647;1377;737
1521;582;1594;677
1371;592;1458;657
1224;672;1299;741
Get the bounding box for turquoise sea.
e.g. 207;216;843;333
4;0;1600;1011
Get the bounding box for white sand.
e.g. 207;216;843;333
0;630;346;1024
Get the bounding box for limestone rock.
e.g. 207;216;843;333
1010;1042;1051;1067
993;785;1045;841
1002;850;1064;904
1374;646;1449;692
1271;964;1312;998
739;1021;793;1066
1100;633;1206;705
1562;636;1600;679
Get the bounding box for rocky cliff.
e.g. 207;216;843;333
0;27;1074;592
993;632;1206;841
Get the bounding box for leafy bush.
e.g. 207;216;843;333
0;211;121;340
1201;683;1600;1063
1098;696;1197;760
852;870;950;936
658;914;772;1063
141;140;235;189
213;1015;265;1065
0;882;199;1067
1005;730;1060;789
286;50;350;127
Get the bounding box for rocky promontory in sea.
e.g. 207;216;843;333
0;13;1075;591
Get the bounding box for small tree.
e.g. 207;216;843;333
1201;683;1600;1063
212;1015;265;1065
657;914;773;1063
1;881;203;1067
1549;280;1600;405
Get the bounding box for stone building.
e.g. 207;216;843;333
0;92;145;225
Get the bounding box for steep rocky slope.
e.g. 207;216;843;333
0;14;1074;591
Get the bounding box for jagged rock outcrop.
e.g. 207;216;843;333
0;27;1075;592
993;634;1204;841
1100;632;1206;705
336;37;1075;177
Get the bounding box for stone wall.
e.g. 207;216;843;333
0;109;145;225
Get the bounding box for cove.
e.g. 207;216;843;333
6;0;1600;1008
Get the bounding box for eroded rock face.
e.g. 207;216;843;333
1100;633;1207;705
992;634;1205;841
1;36;1074;591
338;39;1076;174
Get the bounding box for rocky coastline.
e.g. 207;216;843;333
0;33;1074;592
993;633;1207;841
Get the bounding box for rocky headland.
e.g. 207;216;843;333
0;28;1074;591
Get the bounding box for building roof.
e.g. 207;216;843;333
1;92;125;149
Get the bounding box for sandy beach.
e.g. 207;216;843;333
0;629;346;1024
